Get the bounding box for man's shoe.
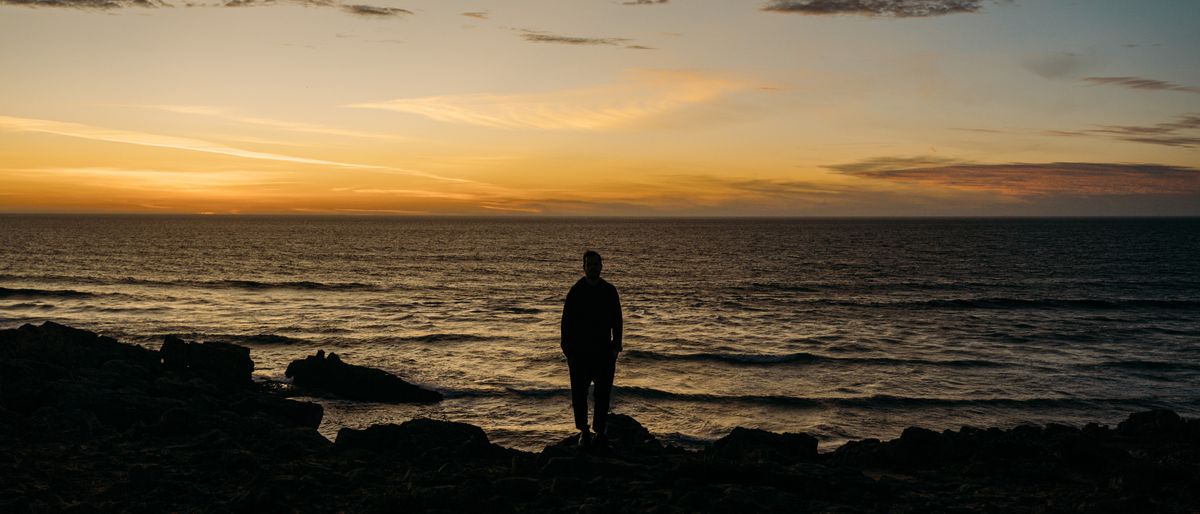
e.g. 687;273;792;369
577;430;592;448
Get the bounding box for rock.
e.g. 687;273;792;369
160;336;253;386
707;427;818;464
229;397;324;430
284;350;441;403
1117;409;1188;438
0;321;157;369
335;418;493;460
492;477;540;499
6;322;1200;513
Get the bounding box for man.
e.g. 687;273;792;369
560;250;623;448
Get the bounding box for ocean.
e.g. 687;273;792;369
1;215;1197;450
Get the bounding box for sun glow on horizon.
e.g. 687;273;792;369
1;1;1198;216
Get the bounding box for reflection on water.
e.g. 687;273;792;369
1;215;1198;450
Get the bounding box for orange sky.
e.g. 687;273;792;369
1;0;1198;215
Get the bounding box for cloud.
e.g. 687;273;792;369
1022;51;1099;80
623;0;668;4
460;11;487;19
143;104;405;140
824;155;962;173
349;69;748;130
762;0;988;17
1049;113;1200;148
0;115;387;169
1;0;414;17
3;166;285;191
518;30;630;47
1082;76;1200;94
829;157;1200;196
340;3;409;17
479;204;542;213
340;188;479;201
0;0;160;7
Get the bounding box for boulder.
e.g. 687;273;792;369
1117;410;1188;438
335;418;493;461
0;321;157;369
160;336;253;386
707;427;818;464
284;350;441;403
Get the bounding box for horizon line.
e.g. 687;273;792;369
1;212;1197;220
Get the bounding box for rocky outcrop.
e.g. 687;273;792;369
3;321;1199;513
707;427;819;464
285;350;442;403
160;335;254;386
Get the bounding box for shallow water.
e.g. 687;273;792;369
2;215;1197;450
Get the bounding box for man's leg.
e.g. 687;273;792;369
567;358;590;431
591;354;616;435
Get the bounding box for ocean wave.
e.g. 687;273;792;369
3;275;383;292
739;282;822;293
370;333;498;344
0;302;55;310
196;279;382;291
0;287;97;299
807;297;1200;311
498;306;542;314
621;349;1003;368
440;386;1173;410
230;333;309;345
1088;360;1200;372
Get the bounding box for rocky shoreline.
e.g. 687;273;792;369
1;321;1197;512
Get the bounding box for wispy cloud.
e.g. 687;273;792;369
330;208;432;215
0;115;385;169
517;29;648;49
829;157;1200;196
340;3;410;17
1022;51;1099;80
1;0;414;17
349;69;748;130
623;0;668;5
3;166;284;191
1048;113;1200;148
1082;76;1200;94
479;203;542;213
340;188;480;200
460;11;487;19
0;0;160;7
142;104;405;140
762;0;990;17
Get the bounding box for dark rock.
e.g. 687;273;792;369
1117;409;1188;438
285;350;441;403
708;426;818;464
160;336;253;386
229;397;323;429
335;418;493;460
6;322;1200;513
492;477;540;499
0;321;157;369
540;455;594;478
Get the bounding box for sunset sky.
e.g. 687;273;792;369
1;0;1198;215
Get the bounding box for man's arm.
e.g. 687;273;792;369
560;289;573;356
611;287;623;354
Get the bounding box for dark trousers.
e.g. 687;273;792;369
567;352;616;433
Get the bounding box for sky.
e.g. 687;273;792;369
1;0;1198;216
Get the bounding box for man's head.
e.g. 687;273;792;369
583;250;602;282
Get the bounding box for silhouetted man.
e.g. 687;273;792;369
561;250;623;447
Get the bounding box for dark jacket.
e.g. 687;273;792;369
560;277;622;358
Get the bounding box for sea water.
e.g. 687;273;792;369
1;215;1197;450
